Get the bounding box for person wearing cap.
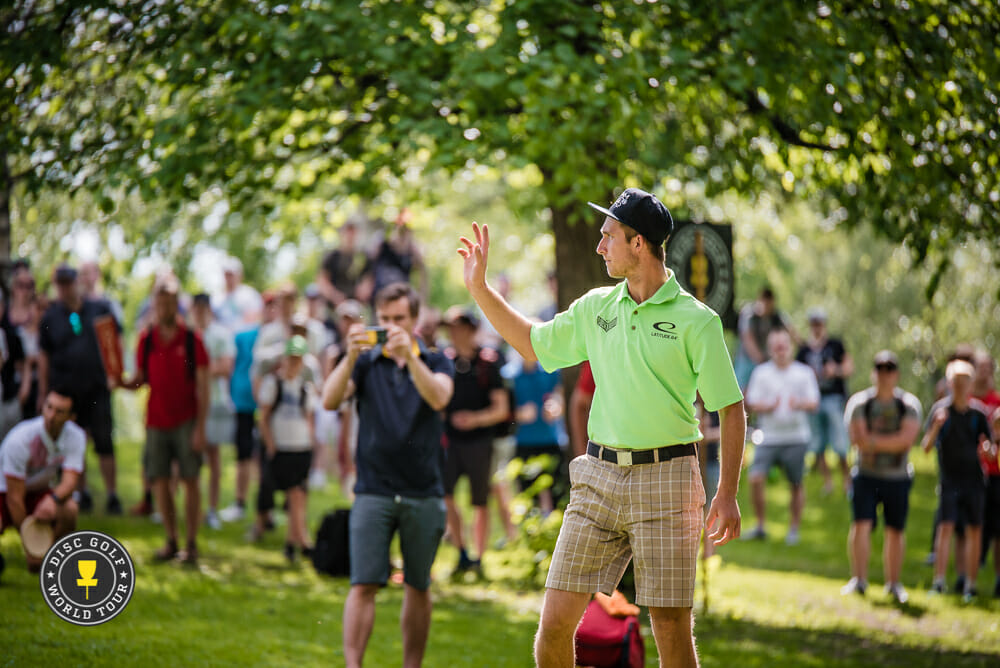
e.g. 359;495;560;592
211;257;263;333
841;350;922;603
796;307;854;495
256;335;318;562
0;388;84;572
322;281;454;668
458;187;745;667
191;293;236;530
441;305;510;574
922;358;995;601
37;263;123;515
121;274;210;564
734;286;795;389
318;220;374;307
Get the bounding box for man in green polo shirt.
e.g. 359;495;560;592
458;187;746;668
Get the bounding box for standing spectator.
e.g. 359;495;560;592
122;275;210;564
840;350;922;603
569;361;596;458
923;359;994;601
971;351;1000;597
212;257;263;334
0;388;84;572
253;284;324;381
0;292;28;438
371;209;428;302
218;292;273;524
7;263;39;420
322;282;454;668
745;329;820;545
78;260;125;325
696;398;722;559
506;354;568;515
4;260;35;331
17;293;47;421
442;306;510;573
257;335;317;562
796;307;854;495
37;264;122;514
318;221;374;307
734;287;794;389
191;294;235;530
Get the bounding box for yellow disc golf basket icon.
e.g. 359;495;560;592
76;560;98;600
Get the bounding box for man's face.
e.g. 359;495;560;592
55;279;78;304
279;293;296;320
767;331;793;366
224;269;239;292
950;372;973;400
974;356;994;386
192;302;211;329
446;321;476;349
79;263;100;291
809;319;826;338
42;392;74;435
874;362;899;389
596;219;639;279
376;297;415;333
154;290;179;324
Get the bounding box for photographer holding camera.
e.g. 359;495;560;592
321;281;454;668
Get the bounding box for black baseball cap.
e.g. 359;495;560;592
54;264;78;283
587;188;674;245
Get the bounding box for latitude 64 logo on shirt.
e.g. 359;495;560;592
596;315;618;333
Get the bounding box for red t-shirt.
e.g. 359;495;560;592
975;390;1000;475
136;324;209;429
576;361;595;396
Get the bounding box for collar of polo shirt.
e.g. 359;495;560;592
612;269;681;306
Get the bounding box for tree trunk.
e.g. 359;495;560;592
0;151;11;295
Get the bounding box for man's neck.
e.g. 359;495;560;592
810;334;827;347
63;297;82;312
625;263;668;305
44;421;62;442
157;319;179;337
454;344;478;359
875;385;896;401
952;394;970;411
774;360;792;371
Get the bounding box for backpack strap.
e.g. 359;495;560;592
271;376;284;413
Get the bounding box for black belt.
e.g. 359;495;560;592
587;441;696;466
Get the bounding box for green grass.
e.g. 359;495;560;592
2;436;999;667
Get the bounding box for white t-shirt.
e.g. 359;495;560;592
0;417;87;493
201;320;237;409
257;374;315;452
212;284;263;333
746;360;820;446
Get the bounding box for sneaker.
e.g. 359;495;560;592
219;504;246;523
150;511;163;525
78;489;93;513
785;529;800;546
929;579;946;595
962;587;978;603
953;575;966;595
742;526;767;541
153;541;179;562
179;543;198;566
129;499;153;517
205;509;222;530
456;550;476;572
308;469;328;491
300;545;314;560
841;577;867;596
284;542;296;563
886;582;909;604
106;494;123;515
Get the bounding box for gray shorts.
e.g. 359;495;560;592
349;493;446;591
750;443;808;485
146;420;201;480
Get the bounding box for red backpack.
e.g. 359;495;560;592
574;597;645;668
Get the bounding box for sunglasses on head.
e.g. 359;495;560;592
875;363;897;372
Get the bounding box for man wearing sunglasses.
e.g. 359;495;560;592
842;350;922;603
37;264;123;515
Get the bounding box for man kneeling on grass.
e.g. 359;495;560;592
0;389;84;573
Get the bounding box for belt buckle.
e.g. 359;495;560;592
617;450;632;467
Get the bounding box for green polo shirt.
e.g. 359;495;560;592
530;270;743;449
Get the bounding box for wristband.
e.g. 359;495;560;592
51;491;67;505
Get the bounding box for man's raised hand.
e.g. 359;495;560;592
458;222;490;294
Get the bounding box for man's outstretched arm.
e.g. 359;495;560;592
459;223;537;363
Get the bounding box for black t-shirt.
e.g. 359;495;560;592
444;347;504;443
0;319;25;400
321;248;371;300
371;241;415;297
38;299;119;394
796;337;847;396
351;342;454;498
926;397;992;485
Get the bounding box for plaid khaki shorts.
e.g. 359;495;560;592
546;452;706;608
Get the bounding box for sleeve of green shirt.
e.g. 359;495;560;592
691;315;744;412
530;295;589;373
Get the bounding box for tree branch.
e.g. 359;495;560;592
744;92;841;151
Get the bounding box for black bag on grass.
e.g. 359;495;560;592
312;508;351;577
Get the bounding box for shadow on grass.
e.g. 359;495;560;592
698;612;999;667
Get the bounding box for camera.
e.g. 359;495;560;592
364;327;388;345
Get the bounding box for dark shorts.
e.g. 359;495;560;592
939;479;987;528
0;490;49;532
514;444;564;492
234;411;257;462
750;443;808;486
850;474;912;530
72;388;114;456
444;436;493;506
270;451;311;491
986;476;1000;538
146;420;201;480
349;493;446;590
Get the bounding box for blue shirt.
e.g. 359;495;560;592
505;360;567;448
352;341;455;498
230;327;259;413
